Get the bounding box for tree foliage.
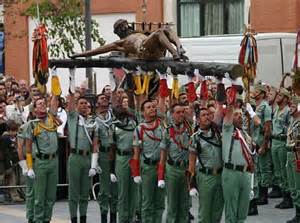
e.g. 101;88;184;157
22;0;105;58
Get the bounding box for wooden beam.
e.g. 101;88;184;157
49;56;244;79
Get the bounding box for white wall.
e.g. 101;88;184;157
28;12;135;96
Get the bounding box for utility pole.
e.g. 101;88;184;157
84;0;93;92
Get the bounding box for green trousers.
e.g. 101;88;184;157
33;157;58;223
271;139;288;192
115;154;137;223
165;163;189;223
286;152;300;207
222;168;250;223
26;176;34;221
68;153;91;218
141;162;165;223
98;152;118;214
197;171;224;223
257;149;273;187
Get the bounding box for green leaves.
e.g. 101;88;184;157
24;0;105;58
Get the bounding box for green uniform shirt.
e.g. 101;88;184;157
189;128;222;168
25;118;58;155
272;105;290;137
133;120;164;161
68;111;95;151
95;112;114;148
252;100;272;145
222;123;250;166
112;118;137;152
161;123;190;163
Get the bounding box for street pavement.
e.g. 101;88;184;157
0;197;294;223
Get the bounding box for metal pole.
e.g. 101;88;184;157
84;0;93;91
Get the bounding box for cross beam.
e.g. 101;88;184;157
49;56;244;79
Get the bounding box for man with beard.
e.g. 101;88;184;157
246;84;272;206
24;95;61;223
111;105;138;223
67;92;99;223
131;100;166;223
221;89;255;223
272;88;293;209
188;107;223;223
286;96;300;223
71;19;187;60
160;103;192;222
94;93;118;223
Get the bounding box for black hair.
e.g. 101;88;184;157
170;103;183;113
96;93;108;101
33;97;45;108
101;85;111;94
195;107;208;118
6;120;19;131
141;99;153;112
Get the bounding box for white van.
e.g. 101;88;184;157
180;33;298;87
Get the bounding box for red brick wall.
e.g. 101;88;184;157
251;0;300;32
4;2;30;81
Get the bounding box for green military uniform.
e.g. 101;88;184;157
287;116;300;204
222;123;252;223
161;121;190;223
253;100;273;194
25;117;59;223
133;119;165;223
286;96;300;221
95;112;118;218
18;123;34;223
67;111;95;221
271;105;290;193
189;126;223;223
112;118;138;223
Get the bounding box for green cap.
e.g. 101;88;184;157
254;83;267;93
279;88;291;99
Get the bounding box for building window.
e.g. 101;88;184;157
177;0;244;37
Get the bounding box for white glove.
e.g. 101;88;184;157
133;176;142;184
88;168;97;177
246;103;256;118
189;188;198;197
18;160;28;176
110;174;118;183
27;169;35;179
225;73;243;86
157;180;165;188
89;152;99;177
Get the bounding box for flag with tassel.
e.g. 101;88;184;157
238;28;258;92
32;24;49;94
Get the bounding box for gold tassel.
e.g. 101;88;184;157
133;73;143;95
172;76;179;99
51;75;62;96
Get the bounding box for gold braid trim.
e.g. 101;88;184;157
33;113;59;136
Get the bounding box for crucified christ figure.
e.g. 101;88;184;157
70;19;188;61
